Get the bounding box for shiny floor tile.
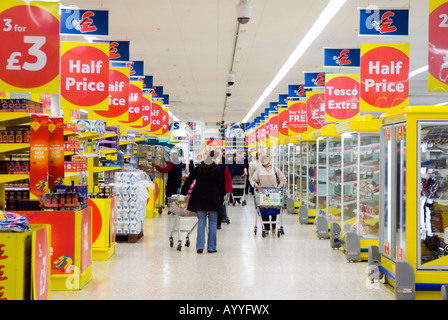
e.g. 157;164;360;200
50;197;395;300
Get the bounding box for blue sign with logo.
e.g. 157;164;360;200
109;40;130;61
324;48;360;67
127;61;144;77
359;9;409;36
152;86;164;99
61;8;109;36
278;94;288;106
304;72;326;88
288;84;309;99
142;76;154;94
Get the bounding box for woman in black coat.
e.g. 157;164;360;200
181;150;222;253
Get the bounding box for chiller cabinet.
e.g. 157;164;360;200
333;116;382;261
298;132;317;224
371;106;448;300
311;124;341;239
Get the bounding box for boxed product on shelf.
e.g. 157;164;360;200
0;99;43;113
113;170;151;235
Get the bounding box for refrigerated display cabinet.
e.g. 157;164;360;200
286;143;298;214
297;132;317;224
311;124;340;239
370;106;448;300
333;116;382;261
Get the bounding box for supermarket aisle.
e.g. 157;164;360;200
51;197;394;300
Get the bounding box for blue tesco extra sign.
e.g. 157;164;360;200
359;8;409;36
61;8;109;36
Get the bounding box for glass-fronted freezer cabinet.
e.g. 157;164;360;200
298;132;317;224
286;143;300;214
333;117;382;261
311;124;340;239
372;107;448;300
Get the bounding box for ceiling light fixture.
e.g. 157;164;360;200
409;65;428;78
242;0;348;123
435;101;448;106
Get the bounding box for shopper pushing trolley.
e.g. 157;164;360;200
250;156;287;237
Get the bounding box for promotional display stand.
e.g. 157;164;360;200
88;198;116;261
334;116;382;261
0;224;50;300
297;132;317;224
372;106;448;300
17;208;92;291
311;124;340;239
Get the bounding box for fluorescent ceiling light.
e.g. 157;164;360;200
242;0;347;123
168;110;179;122
409;65;428;78
435;101;448;106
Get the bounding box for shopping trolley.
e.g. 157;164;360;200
231;174;247;206
254;187;285;238
168;194;197;251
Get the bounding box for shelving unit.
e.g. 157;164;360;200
0;113;31;211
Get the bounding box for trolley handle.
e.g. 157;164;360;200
257;186;284;190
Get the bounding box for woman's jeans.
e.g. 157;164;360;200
197;211;218;251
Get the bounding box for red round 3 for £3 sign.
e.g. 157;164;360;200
0;3;59;92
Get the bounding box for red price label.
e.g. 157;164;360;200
0;2;59;93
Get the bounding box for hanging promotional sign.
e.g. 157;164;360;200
128;93;152;131
268;110;279;146
30;114;49;199
60;8;109;36
287;100;307;135
304;72;326;88
0;1;60;93
109;40;130;61
360;43;409;112
90;66;130;124
48;117;65;193
306;91;326;131
146;100;168;137
429;0;448;92
325;74;360;122
324;48;360;67
359;8;409;36
278;106;290;143
118;80;143;127
61;42;110;112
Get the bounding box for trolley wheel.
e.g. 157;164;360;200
280;227;285;235
262;230;267;238
177;242;182;251
232;202;235;206
242;200;246;206
277;230;281;238
169;237;174;248
225;218;230;224
158;208;163;214
185;237;190;247
254;227;257;236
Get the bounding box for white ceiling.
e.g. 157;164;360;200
60;0;448;123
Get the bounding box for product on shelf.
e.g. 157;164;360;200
0;211;30;232
114;170;151;235
38;183;88;211
0;99;43;113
